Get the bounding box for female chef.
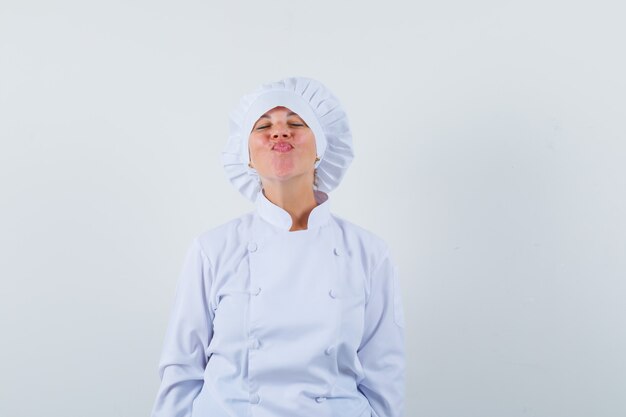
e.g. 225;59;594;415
150;77;405;417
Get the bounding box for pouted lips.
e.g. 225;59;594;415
272;142;293;153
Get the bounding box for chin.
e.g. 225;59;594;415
262;169;313;184
267;162;297;179
270;171;298;181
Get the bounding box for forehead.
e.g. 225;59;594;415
256;106;302;119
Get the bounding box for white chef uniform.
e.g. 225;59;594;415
150;189;405;417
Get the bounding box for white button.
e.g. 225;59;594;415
329;289;337;299
333;248;340;256
251;287;262;296
250;393;260;404
247;242;257;252
324;346;334;355
249;338;260;349
315;396;327;403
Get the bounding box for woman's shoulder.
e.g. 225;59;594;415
331;213;388;243
192;211;256;260
330;214;392;262
199;211;255;236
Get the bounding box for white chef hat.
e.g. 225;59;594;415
221;76;354;202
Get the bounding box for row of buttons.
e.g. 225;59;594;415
249;394;329;404
249;286;337;299
246;337;334;355
247;241;341;257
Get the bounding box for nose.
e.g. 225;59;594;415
270;124;291;140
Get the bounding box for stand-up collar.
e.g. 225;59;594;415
254;189;331;231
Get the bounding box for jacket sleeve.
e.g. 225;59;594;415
151;237;213;417
357;246;406;417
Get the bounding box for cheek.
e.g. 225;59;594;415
248;136;266;158
296;133;317;156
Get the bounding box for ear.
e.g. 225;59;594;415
247;145;254;168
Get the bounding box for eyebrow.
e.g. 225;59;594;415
258;111;300;119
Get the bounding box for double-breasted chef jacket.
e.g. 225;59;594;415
151;189;405;417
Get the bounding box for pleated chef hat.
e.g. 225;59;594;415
221;77;354;202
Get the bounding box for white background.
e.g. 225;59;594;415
1;1;625;416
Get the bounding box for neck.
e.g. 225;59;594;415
262;176;317;231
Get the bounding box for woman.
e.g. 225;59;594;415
150;77;405;417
